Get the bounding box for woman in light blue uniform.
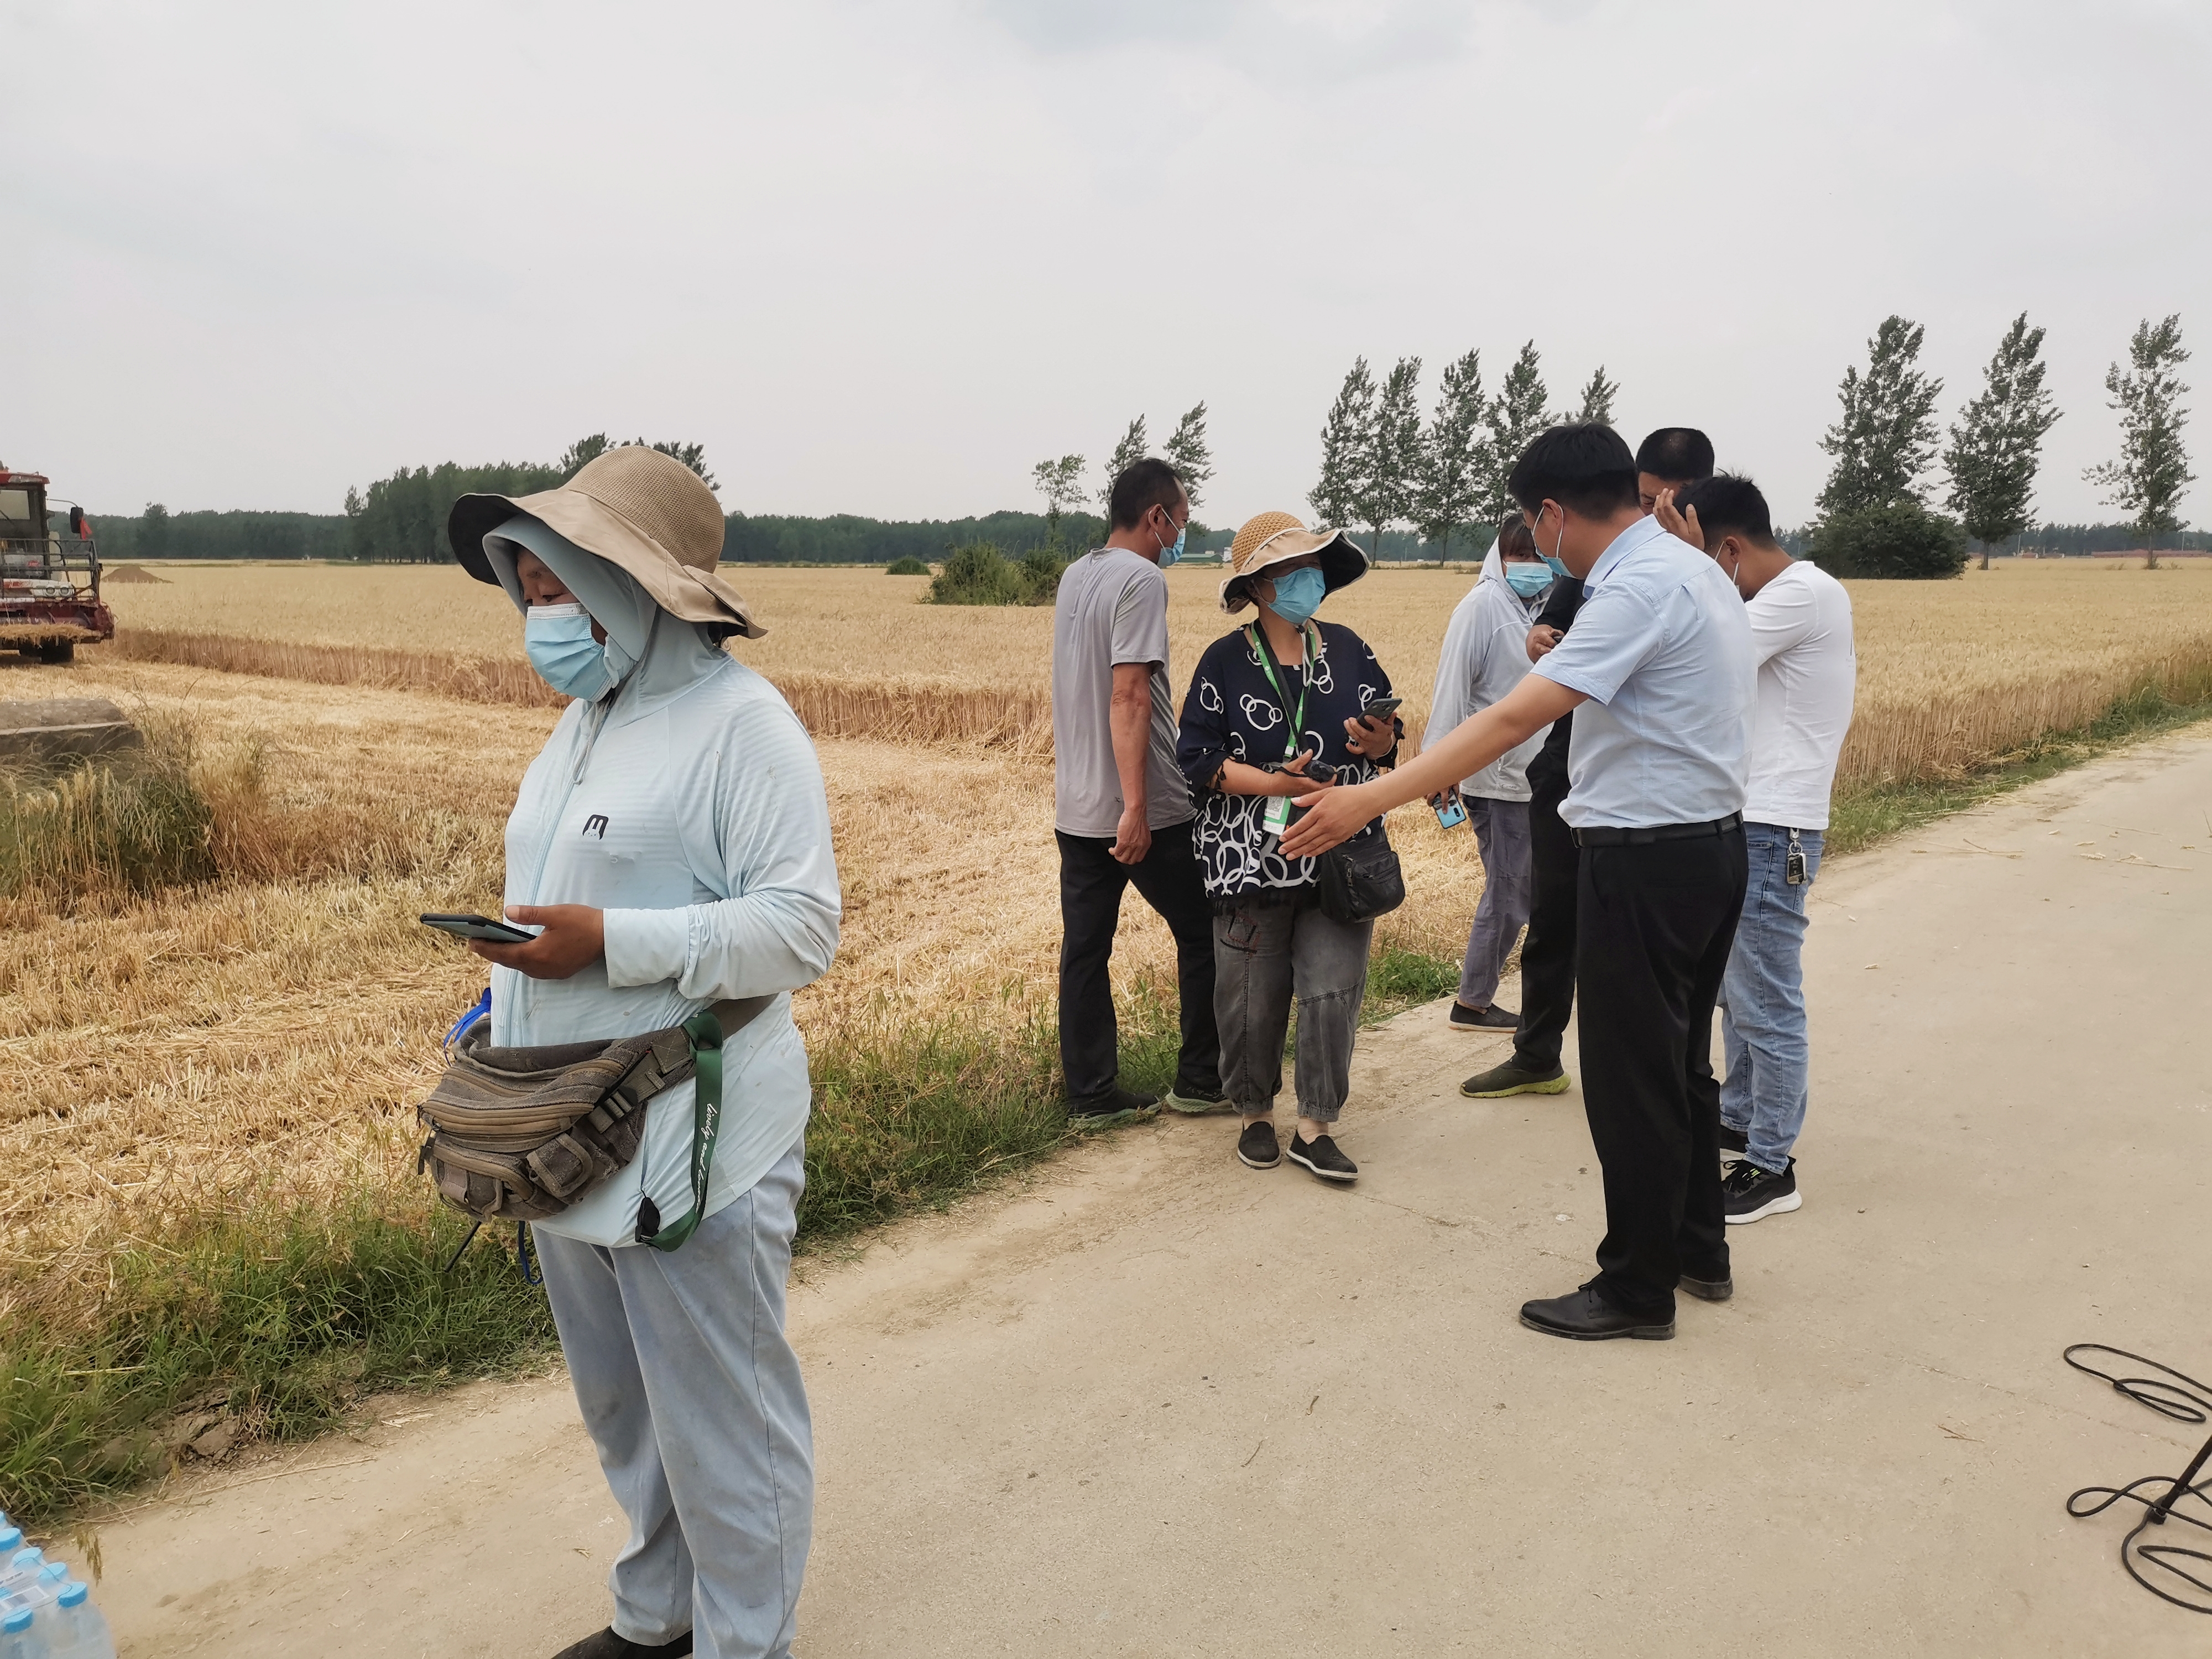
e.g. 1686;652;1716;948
447;446;841;1659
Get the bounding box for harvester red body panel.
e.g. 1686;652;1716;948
0;466;114;663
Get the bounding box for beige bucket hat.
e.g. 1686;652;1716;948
1218;510;1368;612
447;446;764;639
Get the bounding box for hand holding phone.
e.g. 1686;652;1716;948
1430;789;1468;830
422;912;535;945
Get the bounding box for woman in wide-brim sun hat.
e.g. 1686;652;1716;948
1175;510;1401;1186
443;444;839;1659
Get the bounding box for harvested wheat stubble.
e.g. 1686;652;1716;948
98;559;2212;786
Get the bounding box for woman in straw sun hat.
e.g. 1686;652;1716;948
1174;510;1402;1183
443;444;840;1659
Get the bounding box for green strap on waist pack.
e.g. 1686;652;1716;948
640;1008;728;1253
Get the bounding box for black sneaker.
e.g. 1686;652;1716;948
1718;1120;1747;1158
1460;1058;1571;1098
1449;1002;1519;1031
1068;1088;1160;1124
1237;1119;1281;1170
550;1627;694;1659
1287;1133;1358;1183
1721;1157;1801;1223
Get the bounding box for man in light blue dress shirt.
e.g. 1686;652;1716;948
1282;424;1754;1340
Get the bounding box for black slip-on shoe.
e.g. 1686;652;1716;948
1519;1285;1674;1341
1677;1272;1734;1303
1449;1001;1520;1031
1067;1088;1160;1124
1722;1157;1801;1223
1718;1120;1748;1159
1237;1119;1282;1170
1287;1133;1359;1182
1161;1085;1232;1115
1460;1058;1571;1098
550;1628;694;1659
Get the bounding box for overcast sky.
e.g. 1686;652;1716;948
11;0;2209;530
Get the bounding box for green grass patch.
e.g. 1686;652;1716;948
1;1196;556;1522
1828;679;2212;855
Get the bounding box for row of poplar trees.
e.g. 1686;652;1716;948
1307;316;2194;576
1308;344;1616;564
1811;312;2193;575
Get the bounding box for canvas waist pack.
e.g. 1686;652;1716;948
416;994;774;1251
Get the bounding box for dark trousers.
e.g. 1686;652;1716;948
1056;822;1222;1108
1575;830;1748;1317
1514;772;1580;1072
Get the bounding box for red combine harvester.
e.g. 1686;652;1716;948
0;465;113;664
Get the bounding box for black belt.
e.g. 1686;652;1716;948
1572;812;1742;848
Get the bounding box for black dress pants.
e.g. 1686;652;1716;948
1574;829;1748;1317
1056;821;1222;1109
1513;770;1580;1072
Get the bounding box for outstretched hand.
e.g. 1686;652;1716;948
1279;779;1382;859
467;904;606;980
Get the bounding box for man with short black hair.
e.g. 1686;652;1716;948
1673;473;1855;1224
1283;424;1753;1340
1462;428;1713;1102
1052;457;1224;1120
1635;427;1716;515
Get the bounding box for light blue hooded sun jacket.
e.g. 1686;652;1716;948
1423;538;1554;802
481;515;841;1248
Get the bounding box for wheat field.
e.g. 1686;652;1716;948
9;555;2212;1317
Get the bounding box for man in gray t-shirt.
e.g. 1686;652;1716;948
1051;457;1222;1120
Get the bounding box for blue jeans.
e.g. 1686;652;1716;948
1719;823;1822;1176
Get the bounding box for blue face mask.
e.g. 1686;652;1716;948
525;604;615;700
1266;565;1328;625
1505;561;1553;598
1155;512;1186;568
1543;555;1571;578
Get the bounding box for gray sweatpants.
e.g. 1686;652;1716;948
534;1138;812;1659
1458;796;1535;1010
1214;899;1374;1124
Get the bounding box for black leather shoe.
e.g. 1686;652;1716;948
550;1629;693;1659
1677;1272;1734;1302
1519;1284;1674;1340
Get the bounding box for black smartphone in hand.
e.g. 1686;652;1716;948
421;912;535;945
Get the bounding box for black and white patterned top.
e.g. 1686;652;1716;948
1175;620;1398;910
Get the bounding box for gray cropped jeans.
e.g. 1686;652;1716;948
1213;897;1374;1124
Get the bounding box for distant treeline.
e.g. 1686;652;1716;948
85;497;2200;567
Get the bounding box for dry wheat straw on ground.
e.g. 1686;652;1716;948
16;558;2212;1318
1;659;1485;1317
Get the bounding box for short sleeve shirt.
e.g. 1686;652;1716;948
1052;547;1194;836
1743;560;1856;829
1531;515;1755;830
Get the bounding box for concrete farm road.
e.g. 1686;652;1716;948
93;732;2212;1657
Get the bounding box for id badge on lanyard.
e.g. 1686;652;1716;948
1252;624;1313;842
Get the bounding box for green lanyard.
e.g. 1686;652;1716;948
1246;623;1317;760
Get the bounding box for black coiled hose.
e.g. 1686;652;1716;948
2064;1344;2212;1613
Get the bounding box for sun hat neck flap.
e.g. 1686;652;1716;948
1218;511;1368;612
446;445;766;640
486;514;731;725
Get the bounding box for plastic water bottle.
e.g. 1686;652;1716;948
0;1552;40;1597
43;1583;109;1659
0;1602;48;1659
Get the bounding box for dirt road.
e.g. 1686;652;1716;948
90;733;2212;1656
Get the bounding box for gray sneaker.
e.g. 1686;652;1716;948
1161;1086;1232;1115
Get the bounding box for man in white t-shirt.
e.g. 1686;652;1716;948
1670;473;1855;1224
